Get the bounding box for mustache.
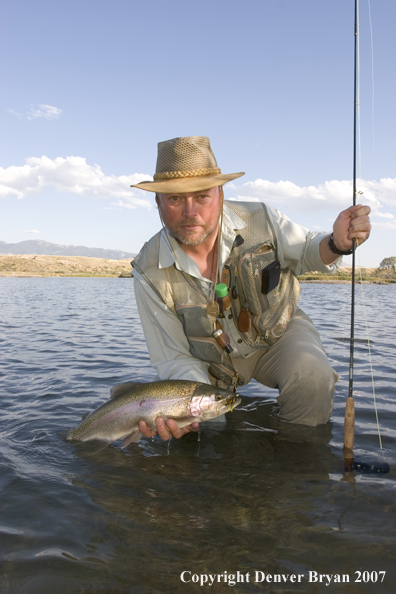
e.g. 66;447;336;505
177;217;205;227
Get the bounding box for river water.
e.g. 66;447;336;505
1;278;395;593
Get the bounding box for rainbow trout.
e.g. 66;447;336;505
67;380;241;447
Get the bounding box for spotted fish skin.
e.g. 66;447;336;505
66;380;240;447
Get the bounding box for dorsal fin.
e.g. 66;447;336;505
110;382;146;399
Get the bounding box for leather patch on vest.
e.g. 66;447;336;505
238;309;251;333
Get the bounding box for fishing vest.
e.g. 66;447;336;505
132;201;301;387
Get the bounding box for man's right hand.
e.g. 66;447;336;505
139;418;200;441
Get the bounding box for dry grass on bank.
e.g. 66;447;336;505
1;255;395;283
298;266;396;284
0;254;134;277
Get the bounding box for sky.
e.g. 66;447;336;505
1;0;395;267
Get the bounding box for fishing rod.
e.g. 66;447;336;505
343;0;389;475
342;0;359;472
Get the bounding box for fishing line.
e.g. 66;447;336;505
356;246;383;452
354;0;383;454
368;0;375;148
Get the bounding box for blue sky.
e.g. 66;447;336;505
1;0;395;266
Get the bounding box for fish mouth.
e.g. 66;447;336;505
221;394;241;413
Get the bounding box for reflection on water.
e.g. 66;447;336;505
1;279;395;593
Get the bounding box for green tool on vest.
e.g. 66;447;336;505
215;283;232;314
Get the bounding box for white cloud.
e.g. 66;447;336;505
27;104;62;120
8;104;62;120
2;156;395;217
0;156;152;209
24;229;41;234
227;177;396;215
115;200;144;210
371;220;396;231
372;211;394;219
7;109;24;118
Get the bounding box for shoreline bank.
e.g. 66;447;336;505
0;255;394;283
0;254;133;278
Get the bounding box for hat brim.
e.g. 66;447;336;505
131;172;244;193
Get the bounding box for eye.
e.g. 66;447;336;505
215;394;223;401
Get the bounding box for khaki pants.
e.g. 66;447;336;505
211;309;338;427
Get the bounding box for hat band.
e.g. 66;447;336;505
153;167;221;180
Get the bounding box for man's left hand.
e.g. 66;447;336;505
320;204;371;265
332;204;371;252
139;418;200;441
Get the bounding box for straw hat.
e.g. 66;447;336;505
131;136;244;193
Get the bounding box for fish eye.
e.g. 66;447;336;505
215;394;223;401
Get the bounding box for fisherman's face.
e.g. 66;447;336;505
157;186;222;246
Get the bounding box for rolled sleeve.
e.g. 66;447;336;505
302;231;342;273
267;205;341;275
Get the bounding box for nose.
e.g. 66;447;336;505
182;197;197;218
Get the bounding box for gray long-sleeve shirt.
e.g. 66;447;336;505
133;202;340;383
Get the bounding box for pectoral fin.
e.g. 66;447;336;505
121;430;142;448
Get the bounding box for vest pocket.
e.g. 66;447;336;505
231;247;300;345
238;245;279;316
187;335;224;364
176;304;214;337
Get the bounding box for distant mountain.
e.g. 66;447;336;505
0;240;136;260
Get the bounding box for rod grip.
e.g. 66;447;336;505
344;396;355;453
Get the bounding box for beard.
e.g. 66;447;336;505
161;213;220;246
171;218;215;245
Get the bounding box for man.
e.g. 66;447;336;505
131;136;371;441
